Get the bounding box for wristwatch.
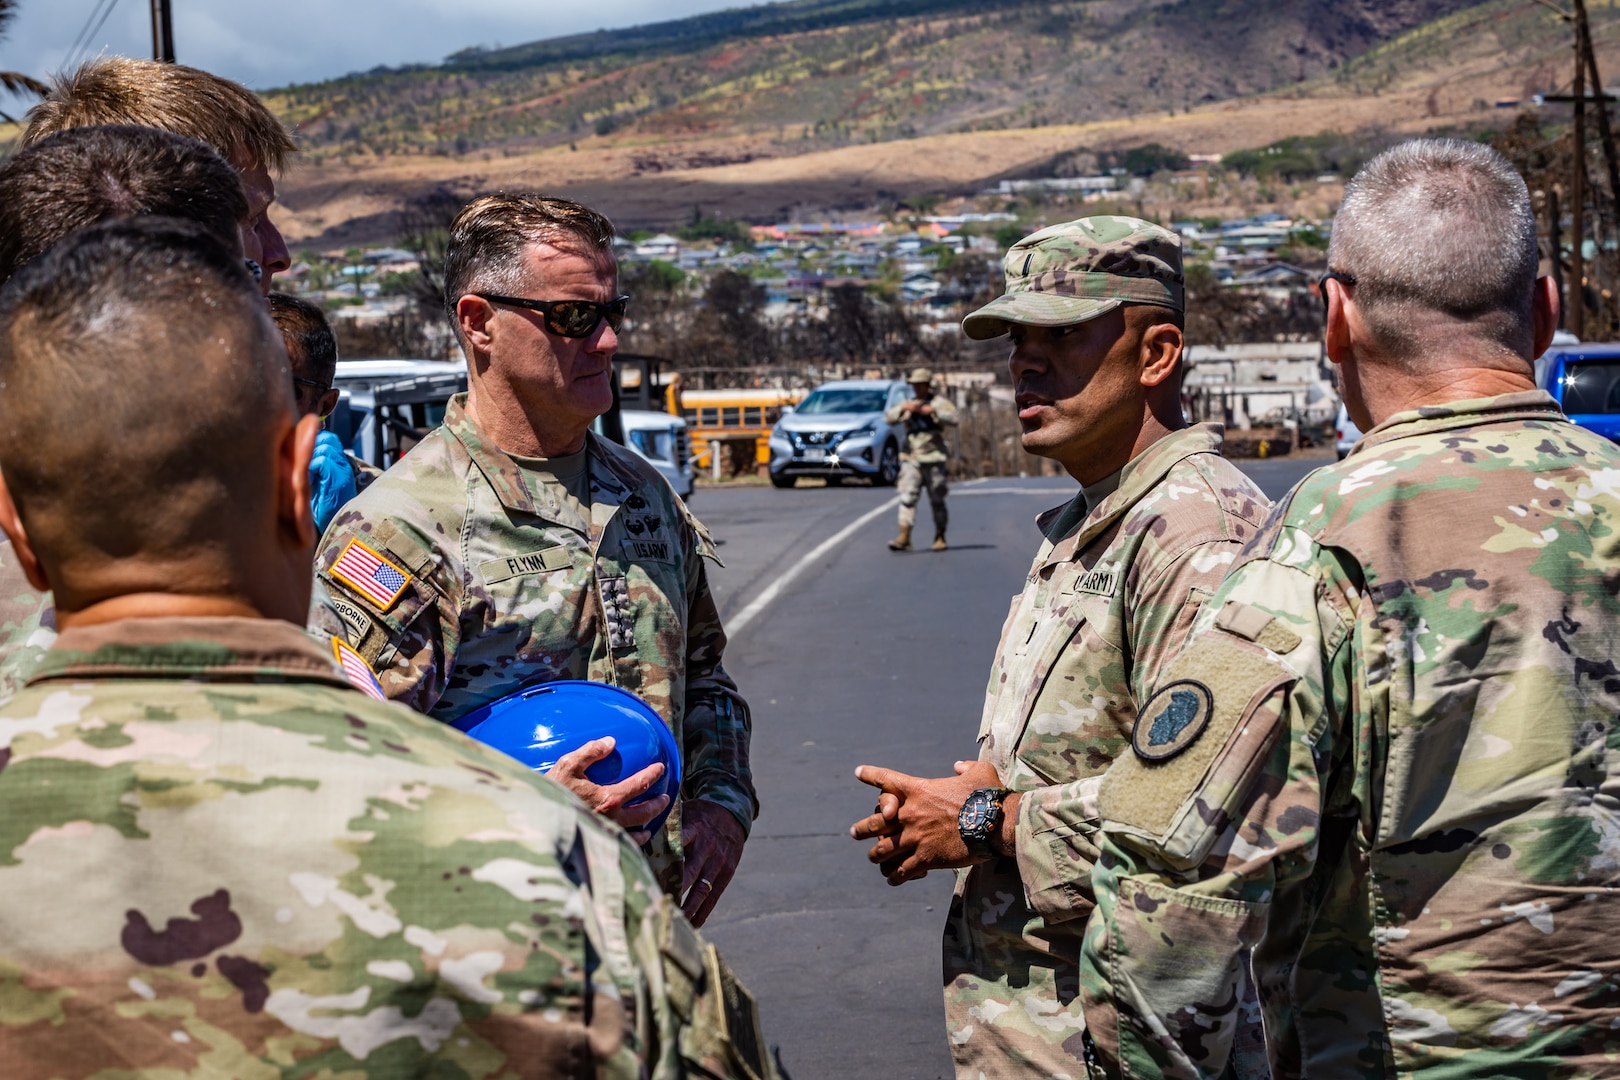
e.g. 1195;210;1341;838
958;787;1012;857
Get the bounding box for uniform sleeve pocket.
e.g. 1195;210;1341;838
318;535;439;669
1097;631;1296;871
1101;876;1268;1080
661;906;772;1080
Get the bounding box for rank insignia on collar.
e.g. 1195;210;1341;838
1132;680;1214;761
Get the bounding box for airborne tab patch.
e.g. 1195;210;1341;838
1132;680;1214;761
329;539;411;611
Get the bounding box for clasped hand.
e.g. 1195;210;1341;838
848;759;1003;885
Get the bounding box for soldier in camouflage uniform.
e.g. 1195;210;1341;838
0;59;304;698
850;217;1269;1079
317;194;754;927
886;367;959;552
0;122;262;701
269;291;382;525
1082;140;1620;1078
0;218;775;1080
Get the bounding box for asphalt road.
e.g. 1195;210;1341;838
692;454;1328;1079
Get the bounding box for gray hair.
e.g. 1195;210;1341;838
1328;138;1538;360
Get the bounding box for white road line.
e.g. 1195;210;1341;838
726;495;899;636
725;480;1072;636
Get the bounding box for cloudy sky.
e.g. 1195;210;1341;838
0;0;740;96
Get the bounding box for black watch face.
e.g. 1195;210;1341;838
961;793;993;832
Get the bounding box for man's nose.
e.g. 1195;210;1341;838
588;321;619;355
1008;340;1043;379
258;217;292;278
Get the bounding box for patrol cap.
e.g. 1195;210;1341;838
907;367;934;384
962;216;1184;341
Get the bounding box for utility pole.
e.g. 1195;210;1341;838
149;0;175;63
1576;0;1618;336
1573;11;1588;340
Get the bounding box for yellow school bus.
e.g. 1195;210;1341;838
680;387;806;472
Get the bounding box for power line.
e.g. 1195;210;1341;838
64;0;115;67
67;0;123;70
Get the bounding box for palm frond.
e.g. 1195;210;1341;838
0;0;16;35
0;70;46;97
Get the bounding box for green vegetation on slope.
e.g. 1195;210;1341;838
264;0;1480;163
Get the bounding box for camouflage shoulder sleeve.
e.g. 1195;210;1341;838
631;853;781;1077
678;505;757;831
1081;526;1356;1078
0;543;52;702
315;502;460;715
1013;534;1242;924
883;403;907;424
933;396;958;426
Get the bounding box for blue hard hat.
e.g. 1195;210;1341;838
459;680;681;835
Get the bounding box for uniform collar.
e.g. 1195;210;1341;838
1352;390;1563;455
27;616;352;689
442;393;651;529
1037;423;1226;566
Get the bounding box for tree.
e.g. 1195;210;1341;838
395;186;463;318
0;0;47;125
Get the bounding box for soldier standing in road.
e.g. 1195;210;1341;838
316;194;755;926
887;367;958;551
0;217;775;1080
1081;140;1620;1078
849;217;1270;1079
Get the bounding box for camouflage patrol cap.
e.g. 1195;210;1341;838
907;367;934;384
962;216;1184;340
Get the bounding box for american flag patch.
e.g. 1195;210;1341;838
329;538;411;610
332;637;386;701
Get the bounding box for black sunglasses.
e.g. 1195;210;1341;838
292;376;330;395
475;292;631;338
1317;270;1357;319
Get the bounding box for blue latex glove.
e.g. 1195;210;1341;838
308;430;358;537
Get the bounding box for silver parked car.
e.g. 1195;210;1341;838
768;379;910;487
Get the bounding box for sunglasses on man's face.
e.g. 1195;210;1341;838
475;293;631;338
1317;270;1357;320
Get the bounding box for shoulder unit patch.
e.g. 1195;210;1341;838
329;538;412;611
1132;679;1214;761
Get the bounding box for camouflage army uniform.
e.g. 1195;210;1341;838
1084;392;1620;1078
0;540;51;701
0;615;775;1079
885;389;958;532
944;424;1269;1078
315;394;755;896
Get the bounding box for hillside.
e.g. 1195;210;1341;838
250;0;1620;244
264;0;1478;162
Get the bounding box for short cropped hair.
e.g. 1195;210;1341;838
20;57;296;175
442;193;617;331
0;125;247;286
1328;138;1539;360
269;292;338;385
0;217;287;569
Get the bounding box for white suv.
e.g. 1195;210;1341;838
767;379;911;487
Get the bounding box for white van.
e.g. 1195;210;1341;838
616;409;695;500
